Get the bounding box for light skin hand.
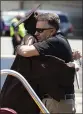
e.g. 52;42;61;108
26;36;35;46
16;45;39;57
21;35;37;45
72;50;82;60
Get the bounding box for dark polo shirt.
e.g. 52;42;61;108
33;34;74;98
33;34;73;63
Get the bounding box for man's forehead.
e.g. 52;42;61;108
36;21;51;28
36;20;47;26
36;21;55;29
37;20;48;24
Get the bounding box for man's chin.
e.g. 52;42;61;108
37;37;43;42
37;39;42;42
38;39;43;42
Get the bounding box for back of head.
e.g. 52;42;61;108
24;13;37;35
16;15;22;21
37;13;60;31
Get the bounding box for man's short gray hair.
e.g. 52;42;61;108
37;13;60;31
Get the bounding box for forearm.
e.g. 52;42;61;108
16;45;39;57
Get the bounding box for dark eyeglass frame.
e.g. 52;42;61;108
36;28;54;33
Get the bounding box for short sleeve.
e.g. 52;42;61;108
33;36;73;62
33;38;58;56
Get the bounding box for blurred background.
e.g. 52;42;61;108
1;0;82;37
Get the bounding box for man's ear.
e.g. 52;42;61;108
51;29;56;35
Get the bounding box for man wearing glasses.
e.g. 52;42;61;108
16;13;75;113
17;13;72;62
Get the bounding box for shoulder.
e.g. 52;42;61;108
47;34;67;45
56;34;69;45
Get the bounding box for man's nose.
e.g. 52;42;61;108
35;31;39;35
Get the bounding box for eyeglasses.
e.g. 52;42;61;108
36;28;53;33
